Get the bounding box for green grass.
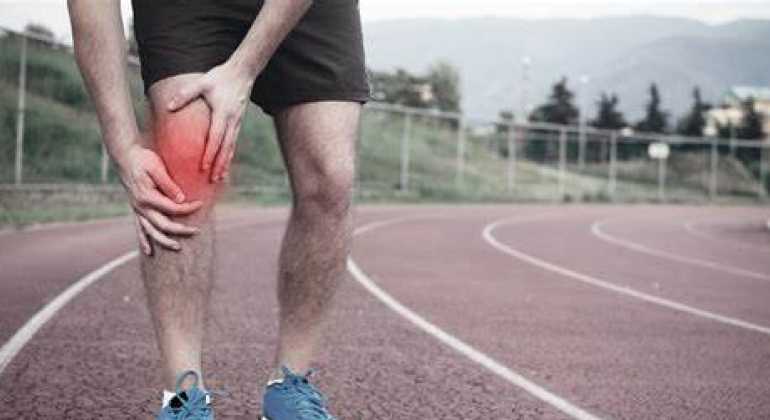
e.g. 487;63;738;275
0;32;765;209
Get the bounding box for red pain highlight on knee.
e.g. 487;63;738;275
154;108;217;201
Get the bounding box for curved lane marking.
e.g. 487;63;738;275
349;216;602;420
683;220;770;254
0;218;285;378
592;219;770;282
482;215;770;336
0;250;139;375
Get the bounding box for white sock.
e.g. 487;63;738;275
162;390;176;408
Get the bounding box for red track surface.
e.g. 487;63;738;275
0;204;768;419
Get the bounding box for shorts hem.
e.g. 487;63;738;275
256;91;372;116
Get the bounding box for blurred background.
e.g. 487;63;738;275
0;0;769;226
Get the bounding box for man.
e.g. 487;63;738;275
67;0;369;419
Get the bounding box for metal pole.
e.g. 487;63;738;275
455;118;465;189
658;155;667;202
100;144;109;183
399;112;411;192
14;34;27;186
578;75;589;170
608;132;617;199
709;135;718;201
507;123;517;189
558;128;567;200
759;141;770;200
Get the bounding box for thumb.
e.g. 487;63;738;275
167;79;204;111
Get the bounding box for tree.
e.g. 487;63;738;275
591;93;626;130
677;87;710;137
635;84;669;134
529;77;579;125
738;97;765;140
370;68;427;108
526;78;579;161
24;23;54;41
735;97;766;165
426;61;461;112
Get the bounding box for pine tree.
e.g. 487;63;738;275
591;93;626;130
635;84;669;133
739;97;765;140
529;78;579;125
527;78;579;161
677;87;710;137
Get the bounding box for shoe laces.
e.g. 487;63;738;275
167;370;227;420
278;366;335;420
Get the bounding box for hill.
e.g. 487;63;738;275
363;16;770;120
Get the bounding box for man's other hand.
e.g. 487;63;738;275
118;144;203;255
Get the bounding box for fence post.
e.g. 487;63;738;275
709;135;718;201
608;132;617;200
14;34;27;186
399;111;412;192
760;142;768;201
100;144;109;183
507;123;517;189
456;117;465;189
658;151;667;202
558;128;567;200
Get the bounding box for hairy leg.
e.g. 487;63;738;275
143;74;220;390
272;101;361;376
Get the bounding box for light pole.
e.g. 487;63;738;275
578;75;590;170
705;125;719;201
14;33;27;186
519;56;532;125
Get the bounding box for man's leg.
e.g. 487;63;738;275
272;101;361;376
142;74;220;391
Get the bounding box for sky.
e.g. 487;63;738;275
0;0;769;42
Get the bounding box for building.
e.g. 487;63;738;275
707;86;770;137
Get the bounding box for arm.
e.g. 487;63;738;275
68;0;202;254
168;0;313;182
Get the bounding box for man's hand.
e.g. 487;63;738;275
167;60;254;183
118;144;203;255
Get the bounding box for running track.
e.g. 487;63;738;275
0;204;768;419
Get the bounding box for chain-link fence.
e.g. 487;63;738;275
1;26;768;204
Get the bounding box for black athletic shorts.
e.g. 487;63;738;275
131;0;371;115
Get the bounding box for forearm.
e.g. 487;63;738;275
68;0;138;167
228;0;313;78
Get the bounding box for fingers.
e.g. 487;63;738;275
133;213;152;256
212;119;240;182
141;189;203;215
138;215;181;251
144;210;200;236
148;164;185;203
202;112;227;172
167;79;204;112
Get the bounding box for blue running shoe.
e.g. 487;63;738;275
157;370;219;420
262;365;337;420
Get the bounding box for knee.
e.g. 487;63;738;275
293;160;355;220
151;99;218;204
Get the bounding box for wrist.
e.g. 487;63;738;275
227;50;264;82
111;137;142;171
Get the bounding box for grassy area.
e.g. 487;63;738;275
0;32;765;209
0;199;130;229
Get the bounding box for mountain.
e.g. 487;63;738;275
362;16;770;121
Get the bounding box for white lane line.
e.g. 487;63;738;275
349;217;602;420
0;250;139;375
0;218;284;379
482;216;770;336
591;219;770;282
683;220;770;254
